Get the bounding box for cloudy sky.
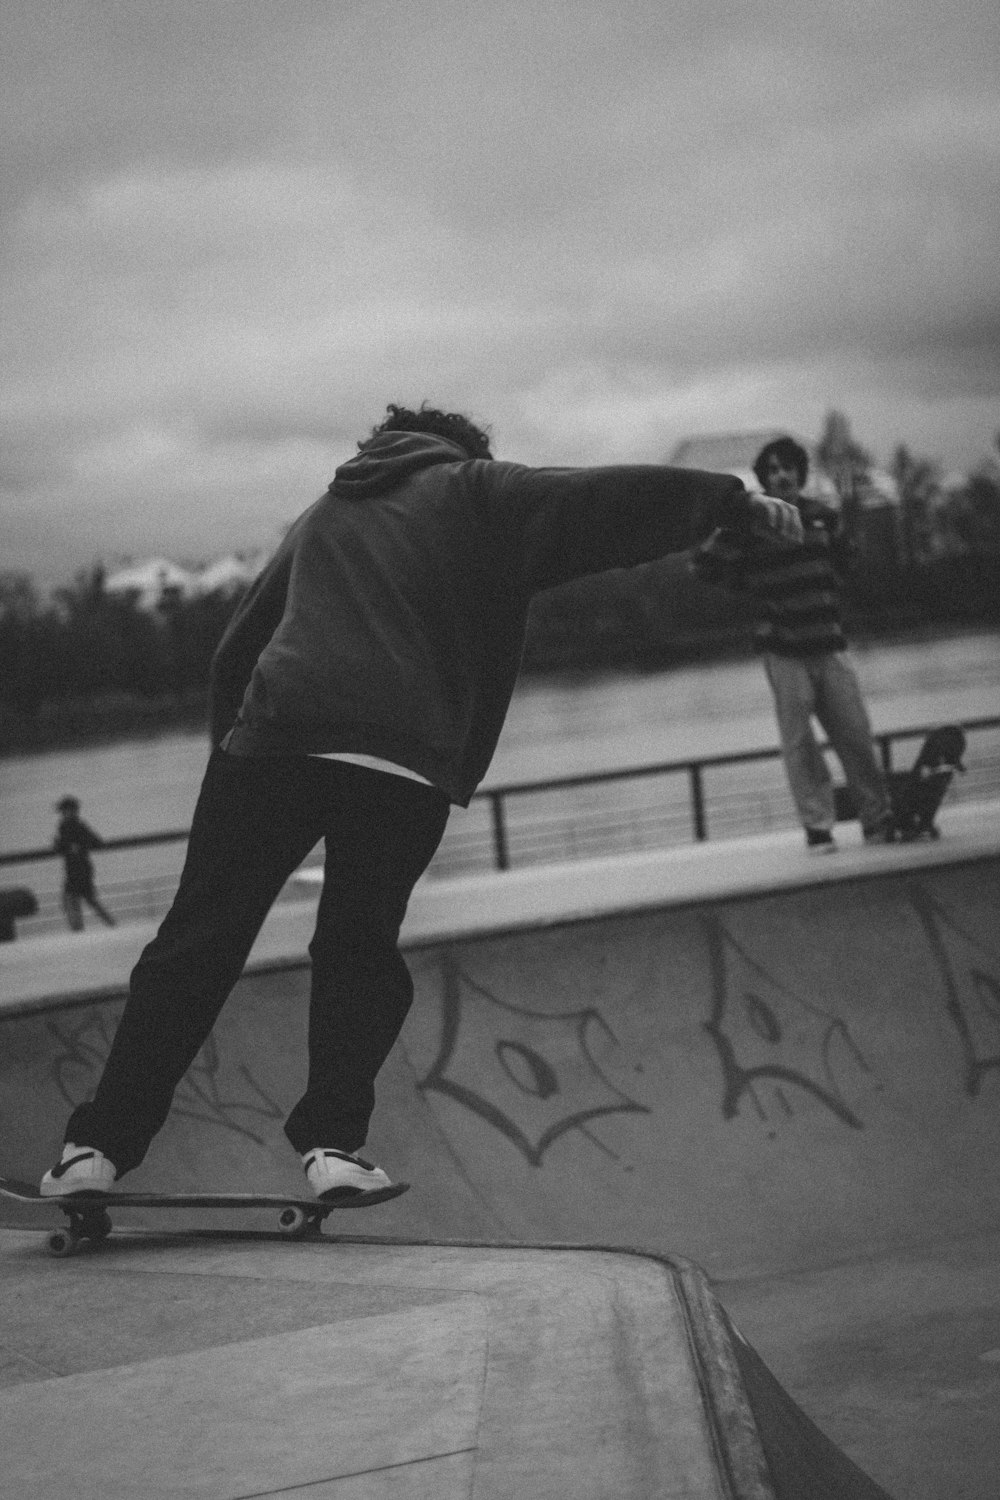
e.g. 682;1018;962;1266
3;0;998;584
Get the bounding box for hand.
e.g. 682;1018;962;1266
747;494;803;546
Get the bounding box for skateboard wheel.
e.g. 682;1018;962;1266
47;1228;79;1258
278;1206;308;1235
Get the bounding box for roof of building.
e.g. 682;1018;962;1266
668;429;882;504
104;558;198;599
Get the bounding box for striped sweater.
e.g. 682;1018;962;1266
691;500;852;656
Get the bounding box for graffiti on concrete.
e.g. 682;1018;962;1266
910;882;1000;1098
45;1007;284;1147
46;1009;115;1110
418;951;649;1166
701;914;873;1131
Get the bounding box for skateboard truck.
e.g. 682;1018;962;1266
48;1200;114;1257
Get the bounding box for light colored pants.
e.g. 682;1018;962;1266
763;650;890;834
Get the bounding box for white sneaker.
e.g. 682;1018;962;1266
40;1143;117;1197
301;1148;393;1201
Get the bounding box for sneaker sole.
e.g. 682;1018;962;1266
316;1181;393;1202
39;1186;116;1200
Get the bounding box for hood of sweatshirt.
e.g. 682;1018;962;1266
329;431;473;499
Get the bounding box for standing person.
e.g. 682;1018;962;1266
691;434;892;852
54;796;117;931
41;402;802;1201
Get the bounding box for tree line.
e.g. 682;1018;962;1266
0;569;236;750
2;412;999;754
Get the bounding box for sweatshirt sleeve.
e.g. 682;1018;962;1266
689;530;747;591
480;462;755;594
207;544;295;745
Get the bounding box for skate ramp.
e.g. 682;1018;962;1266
3;844;998;1498
1;853;998;1281
0;1231;891;1500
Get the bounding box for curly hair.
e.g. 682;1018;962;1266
753;436;809;489
363;403;493;459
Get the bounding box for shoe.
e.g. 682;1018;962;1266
863;814;895;845
40;1143;117;1197
805;828;837;852
301;1148;393;1201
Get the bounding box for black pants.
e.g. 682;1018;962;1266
66;750;450;1174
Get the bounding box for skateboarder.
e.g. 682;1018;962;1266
53;796;116;932
691;435;892;852
42;402;802;1202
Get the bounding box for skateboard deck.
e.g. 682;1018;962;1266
886;724;966;841
834;724;965;840
0;1175;409;1257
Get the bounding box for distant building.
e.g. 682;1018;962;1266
671;427;906;575
668;430;840;503
696;430;904;510
105;551;267;611
104;558;199;610
194;553;266;597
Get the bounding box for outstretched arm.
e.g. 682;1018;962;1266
483;462;801;594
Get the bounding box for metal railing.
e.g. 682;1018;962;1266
0;826;193;869
473;714;999;868
2;715;997;903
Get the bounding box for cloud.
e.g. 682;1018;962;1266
5;160;482;438
1;0;998;580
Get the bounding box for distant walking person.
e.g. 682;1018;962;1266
41;401;802;1201
692;435;892;851
54;796;116;930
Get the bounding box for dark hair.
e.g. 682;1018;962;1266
363;403;493;459
753;436;809;489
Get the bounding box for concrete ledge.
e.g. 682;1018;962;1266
397;796;1000;944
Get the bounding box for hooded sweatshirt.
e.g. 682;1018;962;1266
210;433;757;805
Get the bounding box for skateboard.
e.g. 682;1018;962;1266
834;724;966;840
885;724;966;840
0;1175;409;1258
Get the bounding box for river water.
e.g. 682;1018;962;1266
2;629;998;853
